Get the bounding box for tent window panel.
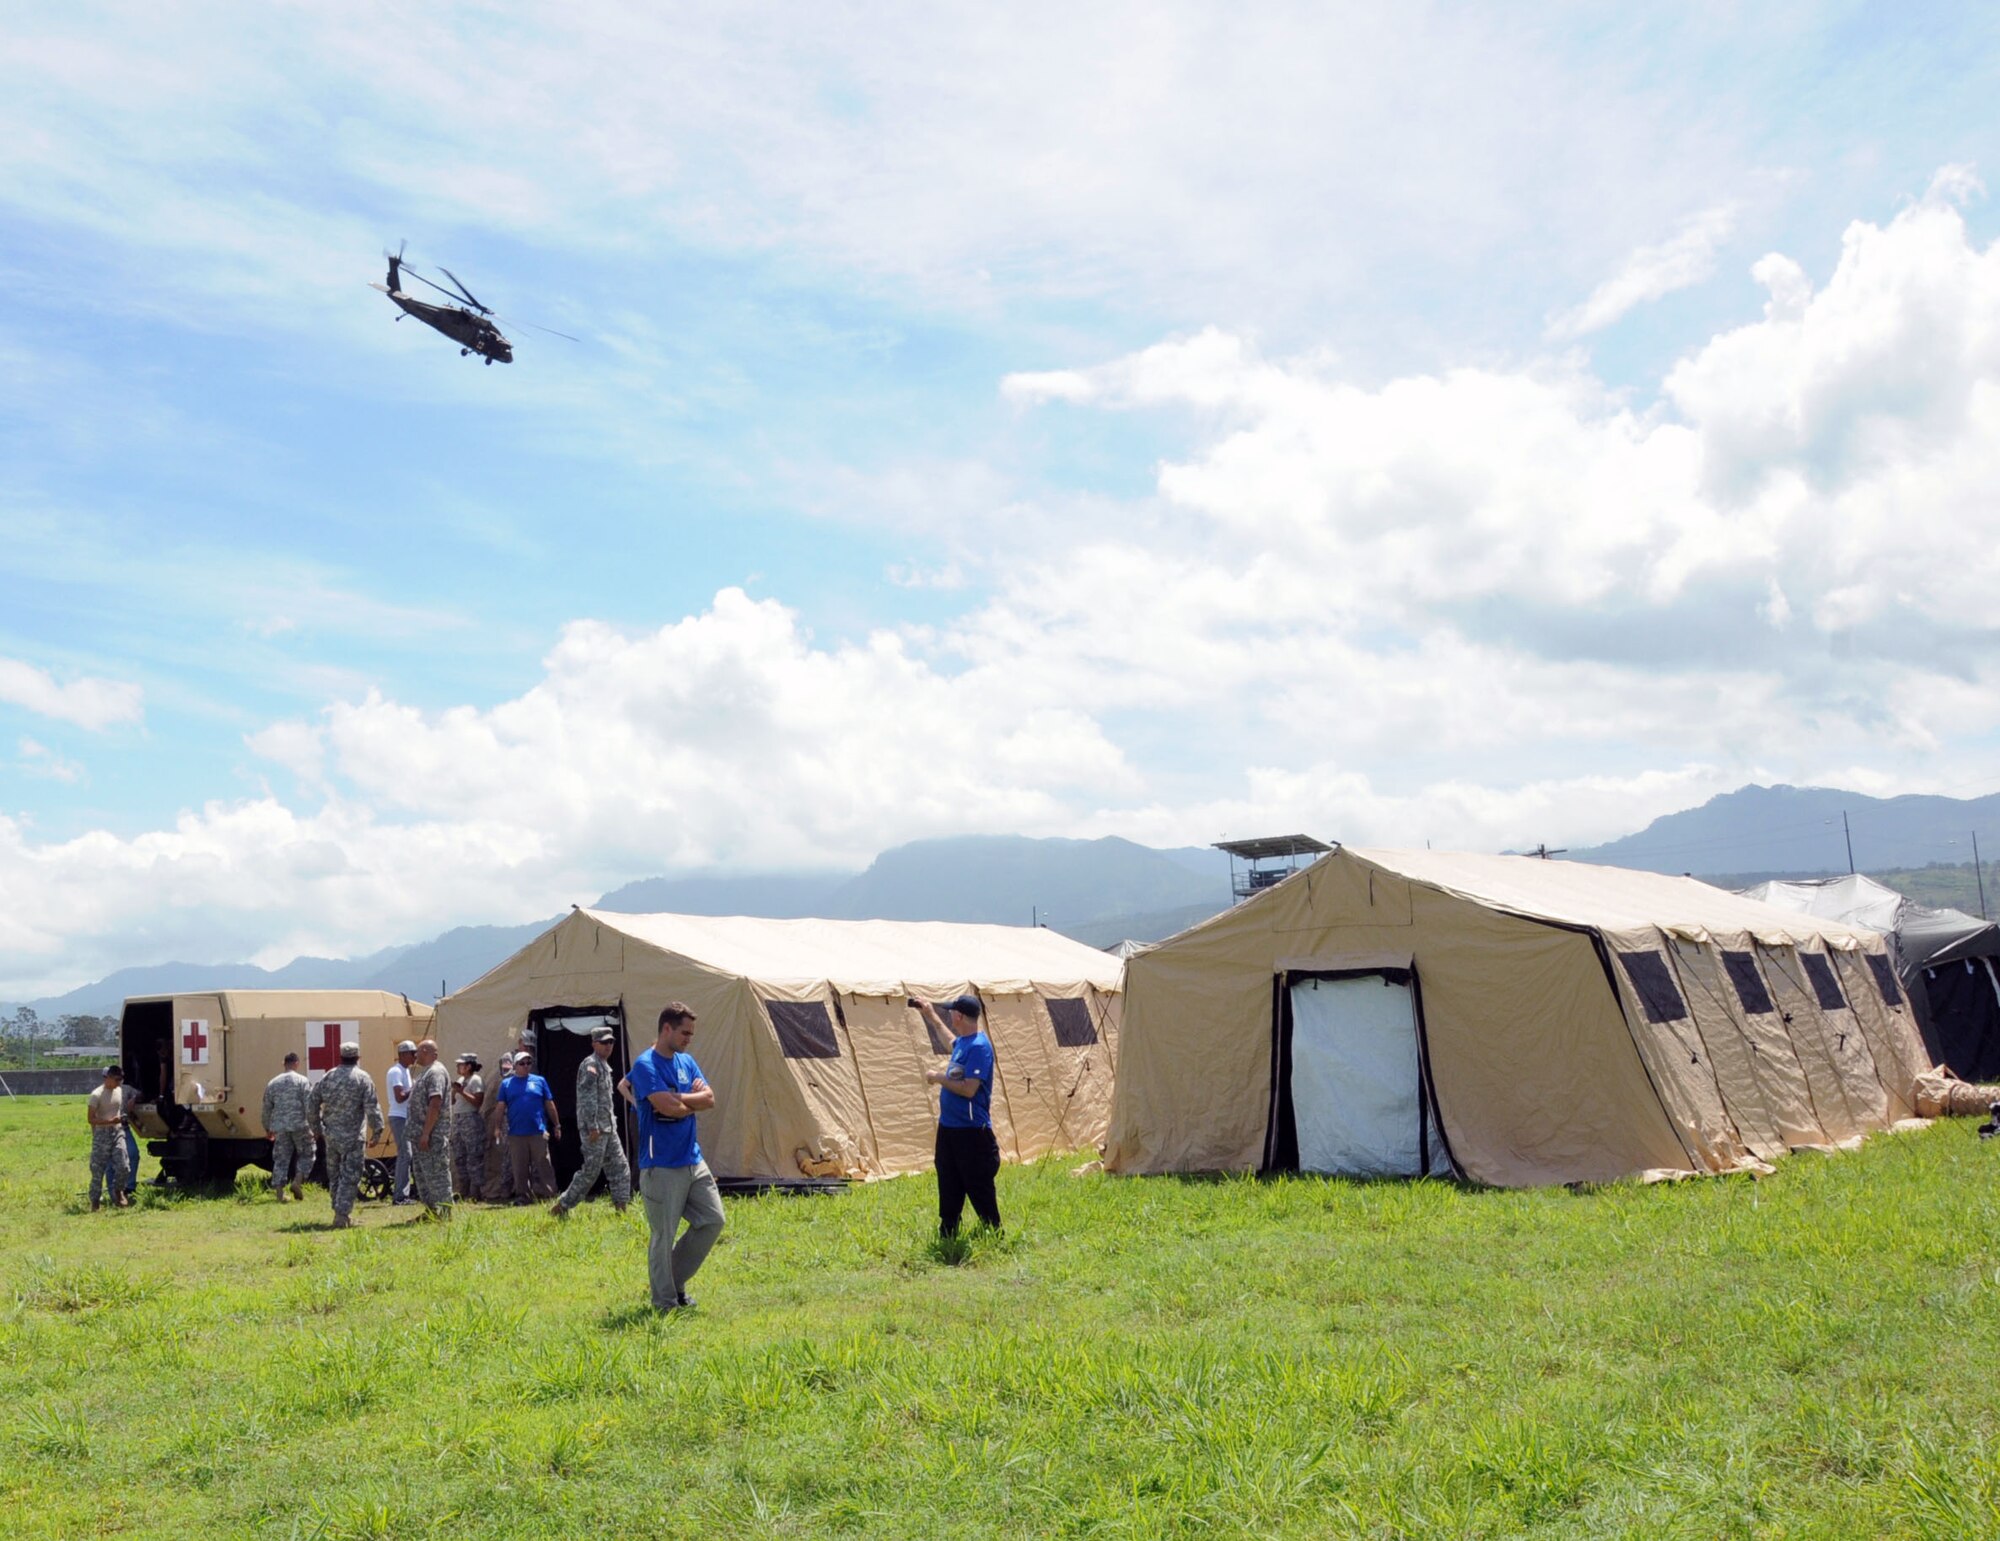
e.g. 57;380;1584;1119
1800;954;1847;1011
1045;996;1099;1048
764;1000;841;1060
1721;951;1774;1015
1618;951;1689;1024
1865;953;1904;1006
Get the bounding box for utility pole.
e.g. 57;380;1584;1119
1842;810;1854;874
1975;831;1989;921
1528;843;1567;860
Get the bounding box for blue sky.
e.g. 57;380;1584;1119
6;4;2000;995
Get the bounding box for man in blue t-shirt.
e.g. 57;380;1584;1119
917;993;1002;1236
494;1048;562;1203
623;1001;725;1312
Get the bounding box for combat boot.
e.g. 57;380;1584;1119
291;1181;305;1201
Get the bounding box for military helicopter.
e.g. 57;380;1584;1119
370;242;574;364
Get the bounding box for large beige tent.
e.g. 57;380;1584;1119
437;908;1123;1184
1106;848;1936;1187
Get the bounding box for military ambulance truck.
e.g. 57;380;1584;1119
120;990;434;1188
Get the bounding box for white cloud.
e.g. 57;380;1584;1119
1078;763;1748;858
0;588;1149;996
886;561;968;590
8;172;2000;997
16;738;84;784
1548;204;1738;339
0;4;1771;349
0;657;143;730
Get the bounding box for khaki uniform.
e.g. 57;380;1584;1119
556;1054;631;1211
450;1073;485;1200
407;1061;454;1211
261;1070;316;1192
86;1084;131;1205
308;1063;384;1221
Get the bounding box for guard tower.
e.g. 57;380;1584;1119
1214;834;1333;903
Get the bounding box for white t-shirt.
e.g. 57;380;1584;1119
386;1062;411;1120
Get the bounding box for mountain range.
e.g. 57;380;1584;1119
15;783;1996;1019
15;836;1235;1018
1563;783;1997;877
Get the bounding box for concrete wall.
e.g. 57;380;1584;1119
0;1068;103;1096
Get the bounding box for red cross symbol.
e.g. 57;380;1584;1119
307;1022;342;1076
182;1021;208;1059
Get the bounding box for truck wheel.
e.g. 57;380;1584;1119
358;1159;393;1204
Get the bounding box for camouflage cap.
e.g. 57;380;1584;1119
395;1039;417;1054
339;1042;361;1060
591;1027;616;1043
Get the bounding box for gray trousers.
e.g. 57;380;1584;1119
639;1160;725;1310
389;1117;413;1200
557;1128;632;1211
509;1134;558;1200
89;1126;131;1204
271;1129;316;1189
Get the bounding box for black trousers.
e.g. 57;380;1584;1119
934;1124;1002;1236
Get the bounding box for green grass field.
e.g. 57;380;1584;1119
6;1099;2000;1540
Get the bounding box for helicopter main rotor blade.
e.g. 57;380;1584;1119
436;266;492;314
400;266;474;305
495;315;581;342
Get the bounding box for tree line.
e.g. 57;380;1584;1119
1;1008;118;1068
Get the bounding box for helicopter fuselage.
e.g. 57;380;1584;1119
370;283;514;363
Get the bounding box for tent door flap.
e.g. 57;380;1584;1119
1286;972;1442;1178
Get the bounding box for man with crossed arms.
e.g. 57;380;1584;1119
625;1003;725;1312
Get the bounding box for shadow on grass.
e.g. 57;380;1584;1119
917;1223;1017;1269
599;1302;678;1331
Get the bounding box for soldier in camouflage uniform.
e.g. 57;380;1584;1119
450;1054;485;1201
551;1027;632;1217
86;1064;133;1211
407;1039;454;1216
308;1041;384;1229
262;1052;316;1201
